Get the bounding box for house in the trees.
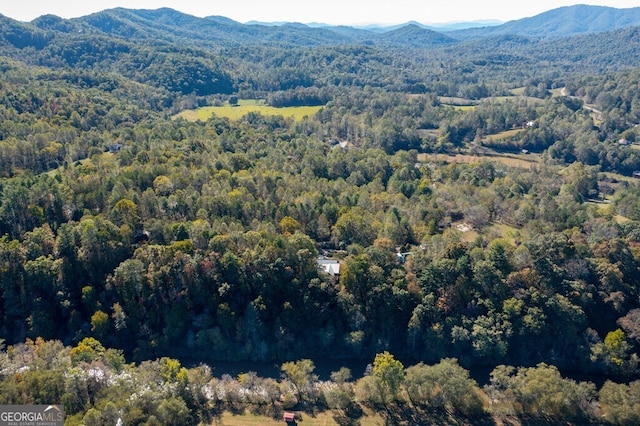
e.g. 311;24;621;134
108;143;124;153
317;257;340;276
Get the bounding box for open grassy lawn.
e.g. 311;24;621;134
503;95;545;104
514;86;567;99
549;87;565;97
438;96;477;106
585;200;631;224
452;221;521;243
458;227;480;243
440;94;544;111
601;171;638;184
452;105;477;111
417;152;539;170
175;100;322;122
489;223;521;243
483;128;523;142
614;214;631;224
212;411;384;425
438;96;478;111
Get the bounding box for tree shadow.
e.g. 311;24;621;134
382;402;496;426
330;402;364;426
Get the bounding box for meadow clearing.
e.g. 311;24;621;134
175;99;323;121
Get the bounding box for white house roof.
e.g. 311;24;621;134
317;258;341;276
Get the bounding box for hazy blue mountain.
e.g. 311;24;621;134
359;20;503;33
61;8;461;48
377;24;456;47
427;20;503;31
451;4;640;39
0;14;52;49
2;4;640;55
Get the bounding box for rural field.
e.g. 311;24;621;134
212;411;385;425
175;99;323;121
417;151;540;169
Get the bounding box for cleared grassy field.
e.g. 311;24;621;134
452;221;520;243
175;100;322;121
489;223;521;243
212;411;384;425
483;128;523;142
440;94;544;111
438;96;478;106
418;152;539;169
549;87;565;97
601;171;639;184
493;95;545;104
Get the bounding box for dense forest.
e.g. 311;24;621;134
1;5;640;425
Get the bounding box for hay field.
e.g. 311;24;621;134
175;100;322;121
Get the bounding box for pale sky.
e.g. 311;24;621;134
2;1;640;26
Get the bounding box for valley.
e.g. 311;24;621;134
0;4;640;425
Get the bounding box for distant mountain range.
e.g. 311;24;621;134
246;20;505;32
0;4;637;53
0;4;639;112
450;4;640;39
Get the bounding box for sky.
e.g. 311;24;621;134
2;1;640;26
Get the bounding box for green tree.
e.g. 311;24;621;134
487;363;596;420
90;310;110;341
371;351;404;405
111;198;141;230
404;358;483;417
599;380;640;426
280;359;318;402
279;216;302;235
69;337;106;365
332;207;377;248
592;329;639;376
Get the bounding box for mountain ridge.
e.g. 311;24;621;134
1;3;640;98
2;4;640;51
451;4;640;39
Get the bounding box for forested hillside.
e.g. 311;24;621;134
1;6;640;425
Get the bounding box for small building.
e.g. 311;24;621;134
108;143;124;153
317;257;341;276
329;139;348;149
284;412;296;423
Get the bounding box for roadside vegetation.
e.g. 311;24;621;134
2;340;638;425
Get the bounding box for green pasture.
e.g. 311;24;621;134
452;105;477;111
440;94;544;111
175;99;323;121
439;96;479;110
602;171;639;184
490;95;545;104
549;87;565;97
483;128;523;142
214;411;384;425
418;151;539;170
